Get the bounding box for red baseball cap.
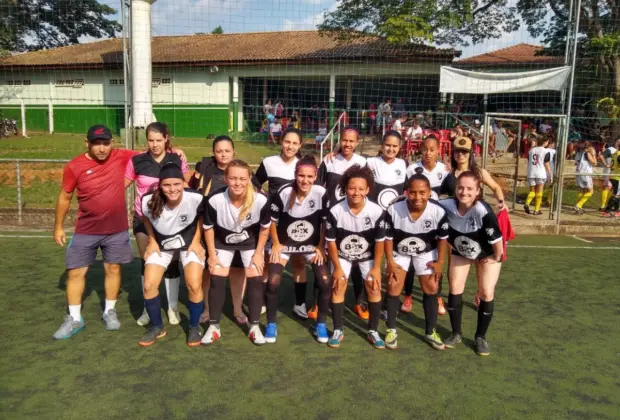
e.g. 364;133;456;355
87;125;113;142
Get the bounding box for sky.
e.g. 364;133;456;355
96;0;543;58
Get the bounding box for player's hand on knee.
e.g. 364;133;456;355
269;243;282;264
310;248;326;266
332;268;345;292
251;252;265;275
366;268;382;291
208;255;223;274
144;240;160;260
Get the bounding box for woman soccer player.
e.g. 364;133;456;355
366;130;407;211
440;172;504;356
138;163;205;347
266;155;331;343
574;141;597;215
201;160;272;345
523;136;552;216
599;139;619;211
384;174;449;350
325;165;387;349
125;122;191;327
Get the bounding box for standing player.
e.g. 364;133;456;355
266;156;331;343
52;125;135;339
440;172;504;356
201;160;272;345
138;163;206;347
366;130;407;211
384;174;449;350
574;141;597;214
325;165;386;349
598;139;619;211
523;136;552;216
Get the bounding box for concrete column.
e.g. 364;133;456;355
329;73;336;127
346;78;352;110
47;97;54;134
232;76;239;133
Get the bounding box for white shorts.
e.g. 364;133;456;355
528;177;546;187
215;248;255;268
272;251;316;263
576;175;593;189
392;249;438;276
334;258;374;280
145;250;205;268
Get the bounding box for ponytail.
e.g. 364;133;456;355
146;184;167;219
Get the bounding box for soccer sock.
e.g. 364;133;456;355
265;263;283;324
576;192;593;208
312;281;319;308
423;293;439;335
475;299;495;339
104;299;117;314
447;293;463;335
187;300;204;328
68;304;81;321
294;282;306;306
525;191;535;206
367;301;381;331
575;192;584;206
164;277;180;311
404;269;415;297
311;263;331;323
601;189;610;208
332;302;344;331
386;294;400;330
352;274;364;305
534;193;543;212
208;275;227;325
247;276;265;325
144;295;163;327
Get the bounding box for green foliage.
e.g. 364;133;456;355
597;97;620;119
211;25;224;34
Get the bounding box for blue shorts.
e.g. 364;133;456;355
66;231;134;269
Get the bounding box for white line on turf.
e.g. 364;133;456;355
571;235;593;243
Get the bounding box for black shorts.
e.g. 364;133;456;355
133;212;147;236
610;179;619;196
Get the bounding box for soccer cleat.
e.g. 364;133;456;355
523;204;530;214
314;323;329;344
354;304;369;320
187;326;202;347
293;303;309;319
248;324;266;345
328;329;344;348
53;315;85;340
437;296;447;316
424;329;446;350
136;308;150;326
307;305;318;320
602;212;614;218
265;322;277;343
533;210;543;215
367;330;385;349
167;308;181;325
400;295;413;313
475;337;490;356
138;325;166;347
443;333;462;349
201;324;221;345
574;206;584;215
385;328;398;350
102;309;121;331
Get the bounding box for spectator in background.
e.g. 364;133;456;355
406;118;424;139
378;98;392;133
263;99;273;117
393;98;405;115
369;102;377;135
274;100;284;118
539;119;552;135
310;104;321;132
269;117;283;144
567;125;581;159
316;120;328;148
392;113;406;132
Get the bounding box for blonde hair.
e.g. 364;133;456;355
226;159;255;222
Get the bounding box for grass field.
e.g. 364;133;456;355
0;234;618;419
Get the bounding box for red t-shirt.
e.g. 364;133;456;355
63;148;138;235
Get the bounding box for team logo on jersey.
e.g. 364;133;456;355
486;228;495;237
325;221;332;230
161;234;185;250
287;220;314;242
414;167;424;175
271;203;279;213
308;200;315;209
424;220;431;230
395;169;402;176
378;188;398;210
364;217;372;227
335;185;346;201
454;235;481;259
180;215;188;223
469;218;476;229
441;222;448;231
437;173;443;180
397;237;426;255
226;230;250;244
340;235;369;256
246;213;252;221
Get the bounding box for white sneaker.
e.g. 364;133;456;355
136;308;150;326
248;324;266;345
201;324;221;345
293;303;308;319
261;305;267;315
167;308;181;325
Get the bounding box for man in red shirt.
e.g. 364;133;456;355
53;125;136;339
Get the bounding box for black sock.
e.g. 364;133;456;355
140;258;145;275
247;276;264;325
475;299;495;339
423;293;439;335
447;293;463;335
312;263;331;323
332;302;344;330
208;275;227;325
265;263;283;324
404;268;415;296
294;282;307;306
368;301;381;331
312;281;319;308
386;294;400;329
352;274;364;305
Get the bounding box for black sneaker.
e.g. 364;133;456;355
475;337;490;356
187;326;202;347
138;325;166;347
443;333;462;349
524;204;530;214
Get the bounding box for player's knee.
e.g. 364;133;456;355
104;264;121;275
479;289;494;301
366;288;381;301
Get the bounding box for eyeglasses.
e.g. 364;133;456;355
454;149;470;155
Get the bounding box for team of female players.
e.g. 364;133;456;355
136;124;504;356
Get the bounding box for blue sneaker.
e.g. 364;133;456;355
265;322;277;343
53;315;85;340
314;322;329;344
367;330;385;349
327;329;344;348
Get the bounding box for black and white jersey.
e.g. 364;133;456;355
385;198;449;256
527;146;551;179
405;161;449;199
255;155;298;197
203;189;272;250
366;156;407;210
271;184;328;253
325;199;386;262
439;198;502;260
142;189;203;251
317;153;367;207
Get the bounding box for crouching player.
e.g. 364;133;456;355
384;174;449;350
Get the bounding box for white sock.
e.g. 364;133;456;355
104;299;117;314
68;304;81;321
165;277;180;310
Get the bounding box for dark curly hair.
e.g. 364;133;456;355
338;164;374;196
406;173;431;191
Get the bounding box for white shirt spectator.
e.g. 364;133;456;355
269;122;282;134
392;119;403;131
406;125;423;139
539;123;552;134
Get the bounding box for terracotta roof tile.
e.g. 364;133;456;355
457;43;561;66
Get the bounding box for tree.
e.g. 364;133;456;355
211;25;224;34
0;0;121;54
318;0;520;46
